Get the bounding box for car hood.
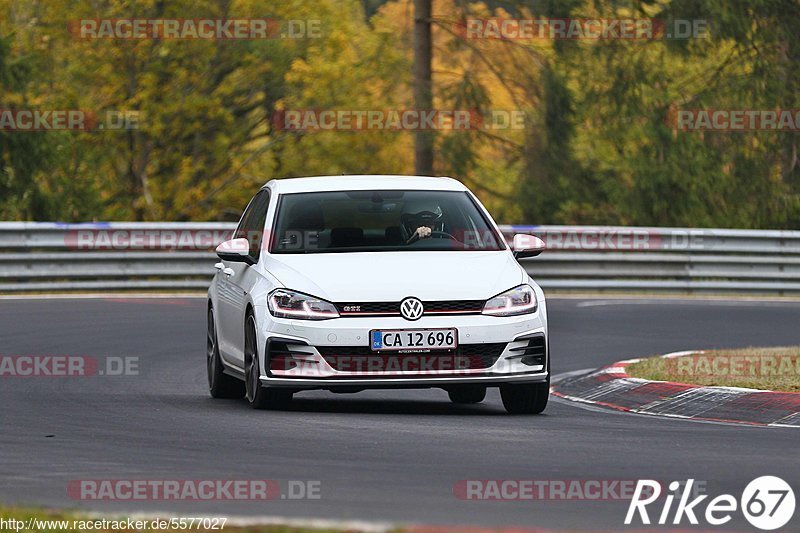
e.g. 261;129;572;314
264;251;526;302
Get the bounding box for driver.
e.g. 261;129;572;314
401;198;444;244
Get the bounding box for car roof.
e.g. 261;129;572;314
264;175;467;194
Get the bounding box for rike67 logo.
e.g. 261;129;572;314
626;477;795;530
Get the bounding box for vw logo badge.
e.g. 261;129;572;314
400;297;424;321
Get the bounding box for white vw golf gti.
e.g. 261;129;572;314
207;175;549;414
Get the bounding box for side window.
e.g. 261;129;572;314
234;190;270;263
233;197;257;241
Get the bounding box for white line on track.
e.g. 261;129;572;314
0;293;206;300
573;297;800;307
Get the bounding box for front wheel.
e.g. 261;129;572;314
500;380;549;414
244;314;292;410
207;308;245;399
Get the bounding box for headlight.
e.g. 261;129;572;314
268;289;339;320
482;284;537;316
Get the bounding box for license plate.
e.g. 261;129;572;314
370;328;457;352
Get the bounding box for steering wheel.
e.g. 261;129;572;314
406;230;459;245
429;230;458;241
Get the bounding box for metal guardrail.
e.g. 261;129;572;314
2;222;800;293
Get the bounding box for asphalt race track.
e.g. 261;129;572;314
1;296;799;531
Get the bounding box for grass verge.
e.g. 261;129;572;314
625;346;800;392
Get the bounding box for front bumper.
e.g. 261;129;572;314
262;372;549;389
257;312;548;390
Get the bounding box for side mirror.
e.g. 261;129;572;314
512;234;546;259
216;238;255;265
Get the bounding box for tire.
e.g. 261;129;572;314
207;308;245;399
447;385;487;404
500;380;549;414
244;314;292;410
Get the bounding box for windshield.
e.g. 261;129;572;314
270;190;505;254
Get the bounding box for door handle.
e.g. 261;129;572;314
214;262;224;270
222;268;235;277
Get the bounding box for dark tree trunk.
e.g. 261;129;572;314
413;0;433;176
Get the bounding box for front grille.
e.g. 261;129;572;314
336;302;398;314
316;342;506;371
425;300;485;313
335;300;484;316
